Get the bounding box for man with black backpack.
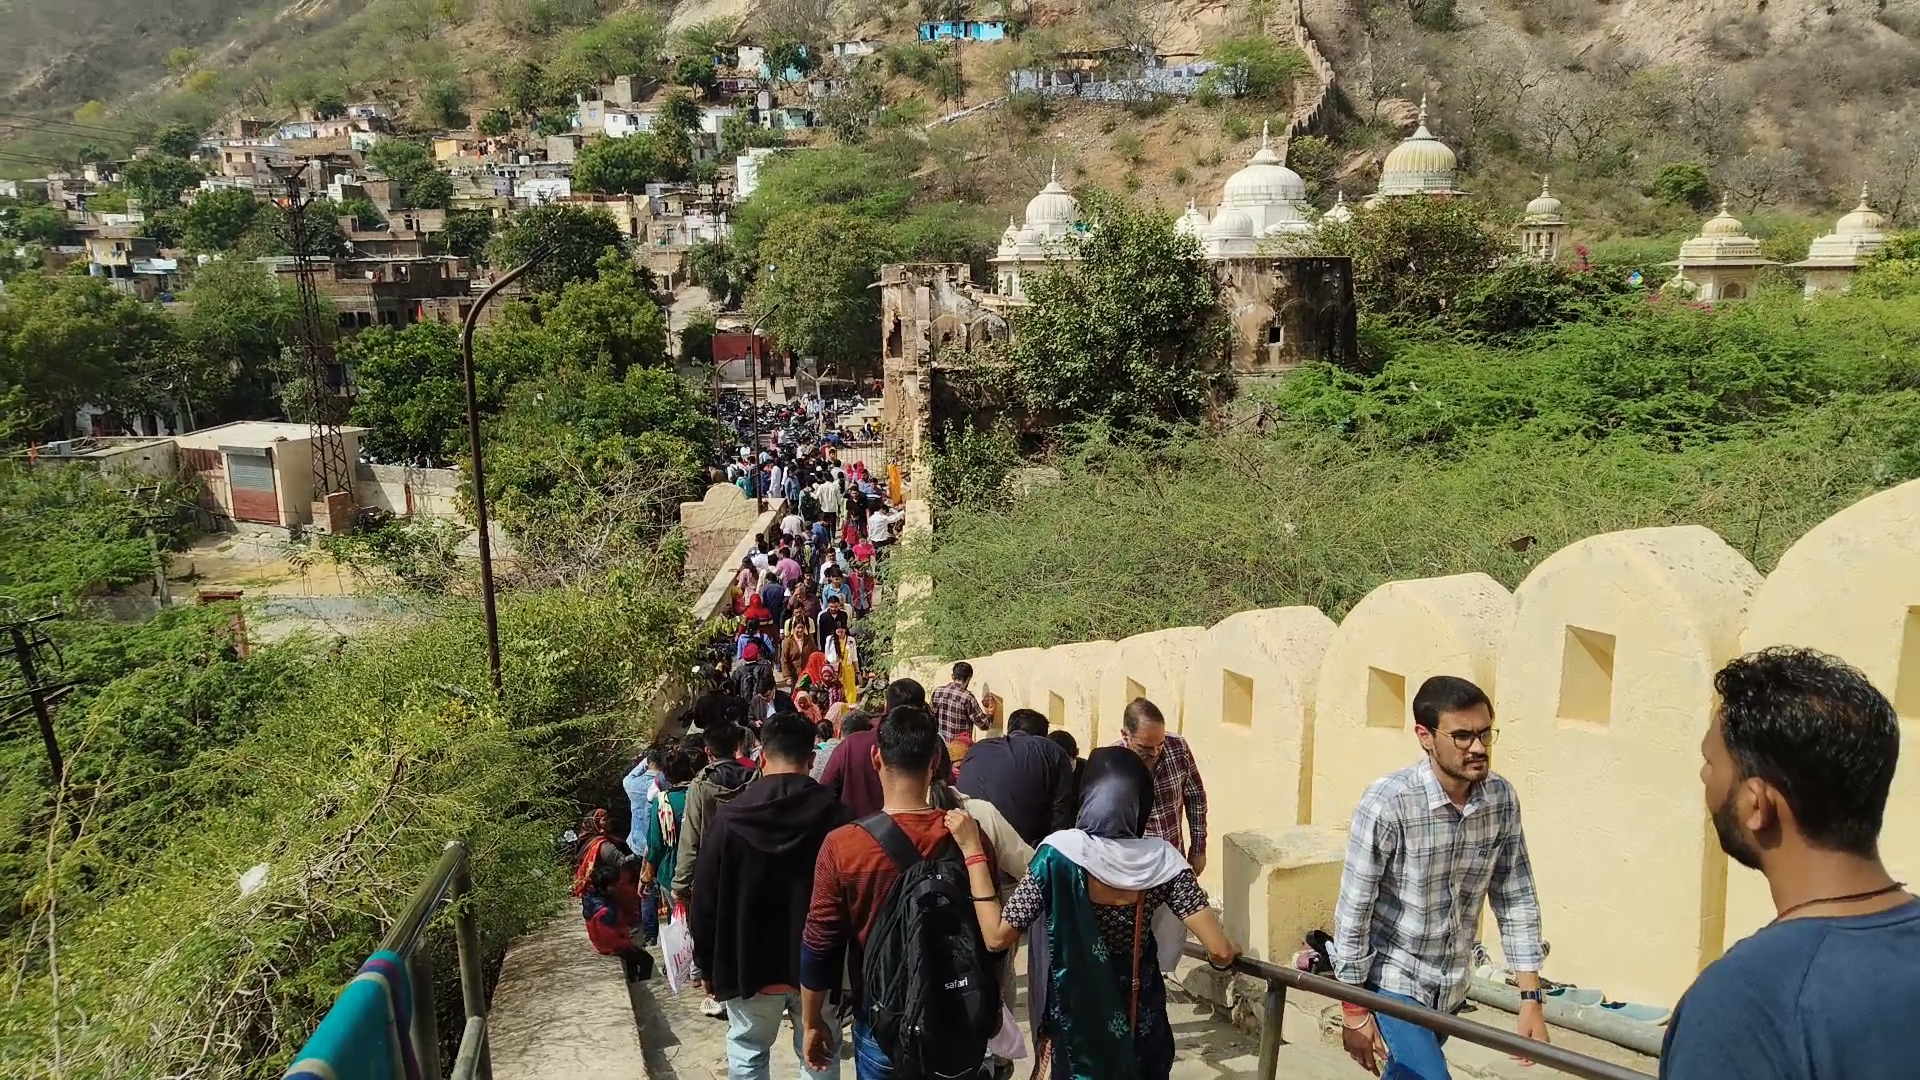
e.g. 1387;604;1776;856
800;707;1002;1080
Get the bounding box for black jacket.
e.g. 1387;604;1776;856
956;731;1076;847
689;773;851;1001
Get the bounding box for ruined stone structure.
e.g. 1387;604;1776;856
877;263;1010;493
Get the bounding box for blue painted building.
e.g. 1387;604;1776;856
918;20;1011;41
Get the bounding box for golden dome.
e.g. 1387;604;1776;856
1377;97;1460;197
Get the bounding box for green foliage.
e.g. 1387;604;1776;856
751;207;890;374
314;91;348;119
442;211;496;260
675;55;718;95
1655;161;1715;210
1287;134;1338;197
731;147;912;263
932;422;1021;513
340;196;386;231
119;154;204;209
421;78;471;128
0;272;178;436
180;188;264;251
1309;196;1515;331
887;203;997;264
1851;231;1920;299
552;12;667;90
543;249;671;376
484;366;717;577
407;170;454;210
0;204;70;245
679;306;718;365
174;260;306;420
1202;35;1310;100
368;138;437;185
153;122;203;159
343;321;475;463
487;204;629;294
687;239;748;310
574;134;671;194
999;194;1228;428
478;107;514;137
765;39;819;82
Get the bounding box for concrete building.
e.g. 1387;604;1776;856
23;436;177;480
173;421;367;528
1789;186;1890;296
259;255;475;333
902;473;1920;1014
1665;199;1777;302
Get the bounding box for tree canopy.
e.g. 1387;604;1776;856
487;204;629;294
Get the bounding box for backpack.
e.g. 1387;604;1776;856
799;488;820;519
856;813;1001;1080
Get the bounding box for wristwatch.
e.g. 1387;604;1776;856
1518;989;1543;1004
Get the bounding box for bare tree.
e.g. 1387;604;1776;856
1355;34;1415;118
1864;129;1920;224
1715;148;1815;212
1440;41;1543;164
1084;0;1177;57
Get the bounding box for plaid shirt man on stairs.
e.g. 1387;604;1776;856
1112;697;1209;875
930;661;995;745
1332;675;1548;1080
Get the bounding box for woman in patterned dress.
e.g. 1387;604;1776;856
949;747;1240;1080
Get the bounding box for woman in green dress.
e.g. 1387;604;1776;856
950;747;1240;1080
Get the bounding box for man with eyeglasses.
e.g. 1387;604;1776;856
1332;675;1548;1079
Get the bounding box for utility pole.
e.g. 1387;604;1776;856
2;611;71;782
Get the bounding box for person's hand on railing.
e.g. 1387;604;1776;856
1513;980;1552;1066
1341;1002;1388;1076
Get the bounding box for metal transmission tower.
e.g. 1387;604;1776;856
280;166;353;530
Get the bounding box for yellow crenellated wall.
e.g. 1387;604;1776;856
922;478;1920;1011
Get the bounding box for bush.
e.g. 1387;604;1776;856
1203;36;1310;101
1654;161;1715;210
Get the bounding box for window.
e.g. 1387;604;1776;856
1558;626;1616;726
1366;667;1406;729
1266;322;1284;346
1897;607;1920;722
1222;670;1254;727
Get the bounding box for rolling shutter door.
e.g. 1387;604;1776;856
226;450;279;524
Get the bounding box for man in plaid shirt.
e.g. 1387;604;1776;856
1113;698;1209;874
930;662;995;746
1333;675;1548;1079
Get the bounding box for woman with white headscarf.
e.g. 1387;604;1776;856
948;747;1239;1079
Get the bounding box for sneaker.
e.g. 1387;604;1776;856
701;995;726;1019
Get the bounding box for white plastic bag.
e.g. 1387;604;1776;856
987;1003;1028;1060
660;902;696;993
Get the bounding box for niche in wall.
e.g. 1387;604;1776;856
1897;607;1920;722
1223;669;1255;728
1559;625;1617;726
1366;666;1407;729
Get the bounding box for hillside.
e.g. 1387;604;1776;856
4;0;1918;233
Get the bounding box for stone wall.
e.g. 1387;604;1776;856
679;483;763;585
896;477;1920;1010
1215;256;1358;373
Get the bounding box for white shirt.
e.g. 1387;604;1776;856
781;513;804;537
750;551;771;571
815;480;843;514
868;509;894;543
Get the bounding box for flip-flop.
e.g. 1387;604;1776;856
1599;1000;1672;1025
1545;987;1603;1007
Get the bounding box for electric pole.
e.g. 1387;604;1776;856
2;611;72;782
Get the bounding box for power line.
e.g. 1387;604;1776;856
0;148;77;168
0;110;143;139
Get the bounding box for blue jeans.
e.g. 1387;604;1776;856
851;1016;893;1080
1371;989;1454;1080
724;991;838;1080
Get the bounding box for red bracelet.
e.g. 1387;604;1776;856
964;853;988;867
1341;1002;1370;1018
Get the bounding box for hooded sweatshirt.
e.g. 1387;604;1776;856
671;758;758;898
690;773;852;1001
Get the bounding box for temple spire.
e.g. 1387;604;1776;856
1260;120;1270;151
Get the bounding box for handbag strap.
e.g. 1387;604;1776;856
1129;894;1145;1031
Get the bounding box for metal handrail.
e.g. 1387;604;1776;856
287;840;491;1080
1181;943;1653;1080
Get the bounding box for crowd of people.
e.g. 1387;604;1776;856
562;395;1917;1080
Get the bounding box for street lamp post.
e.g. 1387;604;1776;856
748;290;782;513
461;245;554;698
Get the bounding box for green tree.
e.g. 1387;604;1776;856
121;155;204;209
679;306;718;364
764;39;818;82
0;205;69;245
340;196;385;230
407;170;454;210
675;55;718;96
487;204;628;293
176;260;307;420
343;321;478;462
1001;194;1227;427
687;239;748;309
751;206;889;375
655;89;701;170
422;79;470;128
555;12;668;85
504;59;561;120
732;146;911;261
1203;36;1309;100
544;249;671;376
1309;196;1515;329
154;123;202;159
478;107;514;137
314;91;349;119
442;211;496;260
0;273;178;435
574;134;670;194
1655;161;1715;210
368;138;437;183
178;188;262;251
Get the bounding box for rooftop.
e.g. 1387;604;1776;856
173;421;369;451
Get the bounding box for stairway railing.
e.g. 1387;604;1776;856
283;840;492;1080
1182;942;1654;1080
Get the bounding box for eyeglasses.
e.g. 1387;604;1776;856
1439;727;1499;749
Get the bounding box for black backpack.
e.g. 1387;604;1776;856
800;488;821;519
856;813;1001;1079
